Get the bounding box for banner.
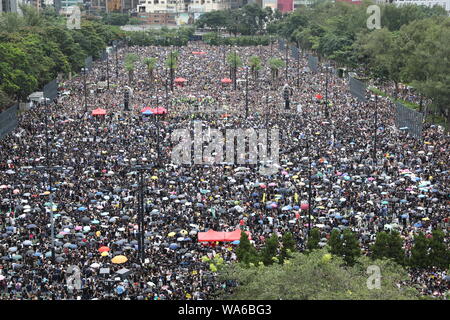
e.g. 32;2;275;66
278;39;286;51
395;102;424;139
291;45;299;60
84;56;93;71
349;76;367;102
43;79;58;100
0;104;19;140
307;55;318;73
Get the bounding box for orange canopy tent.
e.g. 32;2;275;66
92;108;107;116
197;229;251;242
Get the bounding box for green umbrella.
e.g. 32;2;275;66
12;254;23;260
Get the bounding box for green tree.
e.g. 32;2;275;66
165;51;178;91
248;55;262;80
280;232;296;264
260;234;279;266
428;229;450;269
372;231;405;265
143;57;158;85
328;229;343;256
410;232;430;268
235;231;259;267
124;53;139;84
219;249;419;300
340;229;361;266
226;51;242;90
267;57;284;84
307;228;321;252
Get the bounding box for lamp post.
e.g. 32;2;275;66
233;49;237;91
285;40;288;81
324;65;331;118
373;94;378;163
82;67;88;113
106;50;110;90
245;66;249;118
130;165;153;265
115;43;119;78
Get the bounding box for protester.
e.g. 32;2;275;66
0;42;448;300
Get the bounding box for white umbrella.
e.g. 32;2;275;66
90;263;100;269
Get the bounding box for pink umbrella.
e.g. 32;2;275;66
368;177;375;181
13;189;20;194
259;184;267;189
75;226;82;231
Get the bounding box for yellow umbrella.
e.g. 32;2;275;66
43;191;51;195
292;175;299;179
151;176;158;180
180;230;188;236
168;232;176;237
101;251;109;257
422;217;430;221
111;255;128;264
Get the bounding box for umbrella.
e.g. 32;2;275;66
55;257;65;263
26;224;37;229
12;254;23;260
23;240;33;246
99;246;110;253
90;262;101;269
77;207;87;211
111;255;128;264
169;243;179;250
92;108;107;116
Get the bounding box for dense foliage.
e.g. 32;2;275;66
267;1;449;123
0;6;124;107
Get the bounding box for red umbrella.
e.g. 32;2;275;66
174;77;187;83
192;51;207;55
315;94;323;100
92;108;106;116
221;78;232;84
150;107;167;115
98;246;110;253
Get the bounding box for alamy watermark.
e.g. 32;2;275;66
171;122;280;175
367;5;381;30
367;265;381;289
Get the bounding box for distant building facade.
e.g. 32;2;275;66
277;0;293;12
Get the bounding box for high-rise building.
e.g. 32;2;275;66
1;0;24;13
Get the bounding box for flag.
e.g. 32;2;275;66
262;193;266;203
294;193;299;203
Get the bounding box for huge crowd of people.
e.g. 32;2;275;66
0;42;448;300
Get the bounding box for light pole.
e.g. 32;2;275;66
285;39;288;81
373;94;378;163
245;66;249;118
106;50;110;90
130;165;153;265
82;67;88;113
324;65;331;118
115;42;119;78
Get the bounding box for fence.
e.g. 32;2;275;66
291;45;299;60
348;75;367;102
84;56;93;71
0;104;19;140
43;79;58;100
395;102;424;139
278;38;286;51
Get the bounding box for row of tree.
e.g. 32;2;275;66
202;33;273;46
217;229;449;299
125;27;195;47
195;3;283;36
234;228;449;270
268;1;450;123
0;6;125;109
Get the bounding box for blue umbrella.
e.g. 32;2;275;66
169;195;177;199
169;243;179;250
95;192;103;196
293;205;300;210
196;203;204;208
142;110;153;116
251;192;259;197
414;222;422;228
77;207;87;211
33;252;43;257
401;214;408;219
335;215;343;219
116;285;125;295
253;203;261;208
232;240;240;245
282;205;293;211
342;219;349;224
69;244;78;249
